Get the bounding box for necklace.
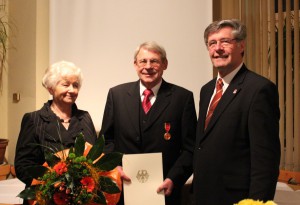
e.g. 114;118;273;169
51;104;71;123
59;118;71;123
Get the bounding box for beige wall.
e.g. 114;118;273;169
4;0;49;164
50;0;213;131
2;0;213;165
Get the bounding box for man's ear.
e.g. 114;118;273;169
134;60;139;71
163;59;168;70
239;40;245;54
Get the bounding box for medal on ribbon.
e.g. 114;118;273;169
164;122;171;140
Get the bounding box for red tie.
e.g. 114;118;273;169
142;89;153;114
205;78;224;129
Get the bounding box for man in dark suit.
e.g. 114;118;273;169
100;41;197;205
192;19;281;205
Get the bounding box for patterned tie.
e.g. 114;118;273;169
142;89;153;114
205;78;224;129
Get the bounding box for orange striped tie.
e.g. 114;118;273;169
205;78;224;129
142;89;153;114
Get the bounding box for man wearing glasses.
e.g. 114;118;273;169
192;19;281;205
100;41;197;205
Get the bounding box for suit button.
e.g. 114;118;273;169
136;136;140;141
143;120;146;124
198;146;202;150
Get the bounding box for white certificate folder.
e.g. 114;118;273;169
122;152;165;205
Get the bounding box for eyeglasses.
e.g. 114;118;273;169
207;38;238;49
136;59;161;67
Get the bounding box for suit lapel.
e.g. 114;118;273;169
200;65;248;142
125;81;141;134
144;80;172;131
196;79;215;143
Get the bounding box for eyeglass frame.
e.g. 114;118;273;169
207;38;240;50
135;58;162;67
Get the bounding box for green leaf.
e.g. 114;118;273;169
94;152;123;171
99;176;120;194
44;150;60;167
25;165;49;179
17;186;37;200
65;172;72;183
69;147;74;154
86;135;104;161
65;173;75;193
94;190;107;204
74;133;85;156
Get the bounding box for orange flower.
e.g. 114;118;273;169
53;162;68;175
80;176;95;192
53;192;69;205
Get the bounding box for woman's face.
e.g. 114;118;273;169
49;75;79;105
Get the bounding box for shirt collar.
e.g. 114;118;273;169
139;80;162;97
218;62;243;86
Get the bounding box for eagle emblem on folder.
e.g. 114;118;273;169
136;170;149;183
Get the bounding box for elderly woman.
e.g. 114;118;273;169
14;61;97;188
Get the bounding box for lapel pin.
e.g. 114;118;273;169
233;89;238;94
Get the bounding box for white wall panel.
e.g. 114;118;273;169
50;0;213;131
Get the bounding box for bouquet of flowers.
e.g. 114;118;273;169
18;133;123;205
234;199;277;205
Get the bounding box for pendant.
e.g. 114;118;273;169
164;122;171;140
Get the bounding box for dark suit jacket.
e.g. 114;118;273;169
100;80;197;204
193;65;281;205
15;100;97;187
